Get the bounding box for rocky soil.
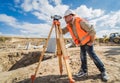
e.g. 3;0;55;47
0;45;120;83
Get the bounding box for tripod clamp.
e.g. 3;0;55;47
51;15;62;26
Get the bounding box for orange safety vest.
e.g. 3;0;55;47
67;17;91;45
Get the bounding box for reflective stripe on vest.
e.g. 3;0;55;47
67;17;90;45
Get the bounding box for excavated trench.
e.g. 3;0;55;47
0;51;53;72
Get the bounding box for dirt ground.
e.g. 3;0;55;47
0;45;120;83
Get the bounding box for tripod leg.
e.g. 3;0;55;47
55;26;63;76
57;26;75;83
56;39;63;75
31;24;54;83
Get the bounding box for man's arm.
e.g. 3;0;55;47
80;21;96;34
80;21;96;45
62;27;69;35
88;25;96;43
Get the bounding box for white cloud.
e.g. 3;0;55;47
0;14;54;37
103;11;120;28
0;32;2;35
50;0;62;5
21;0;33;12
20;22;51;33
20;1;104;22
1;0;120;38
0;14;18;28
75;5;104;19
0;14;17;23
32;12;47;21
21;0;69;22
32;0;40;10
91;11;120;37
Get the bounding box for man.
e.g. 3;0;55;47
62;9;109;81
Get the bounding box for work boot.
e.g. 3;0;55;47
74;69;88;78
101;71;109;82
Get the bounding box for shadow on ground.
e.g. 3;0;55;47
9;51;52;71
104;47;120;56
17;74;101;83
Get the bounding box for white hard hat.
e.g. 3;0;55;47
64;9;75;17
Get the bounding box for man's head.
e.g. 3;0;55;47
64;9;75;24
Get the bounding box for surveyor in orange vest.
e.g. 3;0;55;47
62;9;109;82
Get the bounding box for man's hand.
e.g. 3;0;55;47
76;44;80;47
87;35;95;46
87;41;93;46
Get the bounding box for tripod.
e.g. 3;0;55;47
31;15;75;83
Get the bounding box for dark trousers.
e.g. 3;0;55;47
80;44;105;73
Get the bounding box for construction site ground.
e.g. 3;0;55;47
0;44;120;83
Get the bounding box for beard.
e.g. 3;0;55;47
65;18;73;24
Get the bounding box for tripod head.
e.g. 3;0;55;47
51;15;62;21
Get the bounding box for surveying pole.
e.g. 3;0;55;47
31;15;75;83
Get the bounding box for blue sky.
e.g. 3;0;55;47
0;0;120;38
